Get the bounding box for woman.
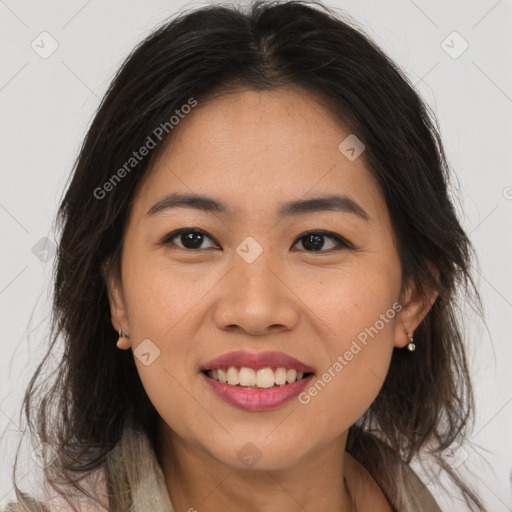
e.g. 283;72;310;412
4;1;486;510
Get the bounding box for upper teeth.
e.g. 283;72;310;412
207;367;306;388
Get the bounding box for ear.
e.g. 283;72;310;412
102;259;131;350
393;278;438;348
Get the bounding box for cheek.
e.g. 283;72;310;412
296;264;399;426
119;256;208;411
122;254;217;341
304;258;400;348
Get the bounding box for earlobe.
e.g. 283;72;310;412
394;283;438;349
102;260;131;349
116;328;131;350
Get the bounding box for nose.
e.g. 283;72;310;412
212;246;300;336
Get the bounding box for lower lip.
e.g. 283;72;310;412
202;372;314;411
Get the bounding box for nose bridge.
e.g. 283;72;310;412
233;234;280;304
213;235;299;333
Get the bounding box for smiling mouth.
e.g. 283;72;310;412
201;367;315;389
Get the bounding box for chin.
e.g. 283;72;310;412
208;434;310;472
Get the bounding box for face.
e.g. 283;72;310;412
107;86;426;471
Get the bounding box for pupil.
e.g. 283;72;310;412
182;232;203;249
303;234;324;251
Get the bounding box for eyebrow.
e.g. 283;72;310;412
146;192;371;222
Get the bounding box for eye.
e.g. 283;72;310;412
162;228;219;250
292;230;353;253
162;228;353;253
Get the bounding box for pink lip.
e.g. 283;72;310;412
200;350;315;373
202;372;314;411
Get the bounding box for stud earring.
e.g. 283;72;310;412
404;329;415;351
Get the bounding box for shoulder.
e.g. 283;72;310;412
1;466;109;512
345;436;444;512
344;451;394;512
390;455;444;512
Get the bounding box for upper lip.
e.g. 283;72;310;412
200;350;315;373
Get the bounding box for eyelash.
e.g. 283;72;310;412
161;228;354;253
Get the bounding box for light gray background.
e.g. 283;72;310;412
1;0;511;510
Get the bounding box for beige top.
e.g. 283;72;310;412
3;426;443;512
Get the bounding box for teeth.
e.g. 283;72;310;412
207;366;307;388
239;367;256;387
227;366;239;386
286;369;297;383
218;368;227;383
256;368;274;389
275;367;287;385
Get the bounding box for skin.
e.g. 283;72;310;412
106;85;436;512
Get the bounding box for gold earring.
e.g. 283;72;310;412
404;329;415;351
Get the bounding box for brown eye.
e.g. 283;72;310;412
162;229;218;250
292;231;353;252
162;229;353;253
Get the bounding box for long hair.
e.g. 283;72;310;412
7;1;486;510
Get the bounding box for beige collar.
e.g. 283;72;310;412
104;426;442;512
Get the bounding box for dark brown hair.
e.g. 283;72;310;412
8;1;485;510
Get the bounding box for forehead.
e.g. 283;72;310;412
131;86;386;226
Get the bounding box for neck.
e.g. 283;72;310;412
155;418;354;512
